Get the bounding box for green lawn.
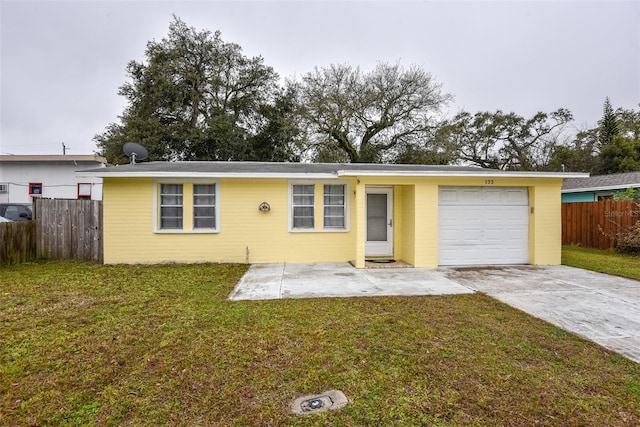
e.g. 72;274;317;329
1;261;639;426
562;245;640;280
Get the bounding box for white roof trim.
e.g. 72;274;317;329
1;154;107;163
77;167;588;180
562;183;640;193
338;170;588;179
77;171;339;179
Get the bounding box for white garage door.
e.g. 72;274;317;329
438;187;529;266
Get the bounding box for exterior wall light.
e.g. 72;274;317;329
259;202;271;212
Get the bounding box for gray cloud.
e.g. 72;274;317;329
1;0;638;155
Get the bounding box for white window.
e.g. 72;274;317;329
193;184;216;229
292;184;314;229
154;180;219;233
29;182;42;196
160;184;183;229
77;183;92;199
324;185;345;229
289;181;350;232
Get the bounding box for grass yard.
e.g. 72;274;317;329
1;261;639;426
562;245;640;281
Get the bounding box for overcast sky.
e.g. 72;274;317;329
1;0;638;156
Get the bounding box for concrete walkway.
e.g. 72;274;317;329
230;263;640;363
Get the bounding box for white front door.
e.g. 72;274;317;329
365;187;393;257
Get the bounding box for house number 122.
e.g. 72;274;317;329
485;179;494;185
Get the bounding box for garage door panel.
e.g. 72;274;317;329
460;228;483;244
480;188;528;205
439;207;483;223
483;230;506;243
439;188;483;205
506;189;528;203
439;230;483;245
486;228;528;243
459;247;484;263
461;208;484;220
483;205;525;220
483;188;506;204
439;248;458;262
438;231;458;243
481;248;509;263
438;187;529;266
439;188;458;204
440;245;528;266
461;189;482;203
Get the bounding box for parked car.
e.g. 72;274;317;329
0;204;32;221
0;216;12;222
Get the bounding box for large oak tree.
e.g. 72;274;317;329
292;63;452;163
436;108;573;170
95;17;301;164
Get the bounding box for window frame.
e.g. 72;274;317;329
596;192;613;201
323;184;346;230
288;180;350;233
29;182;43;196
193;183;217;230
159;183;184;230
77;183;92;199
153;179;220;234
291;183;315;230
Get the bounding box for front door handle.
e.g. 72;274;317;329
388;218;393;227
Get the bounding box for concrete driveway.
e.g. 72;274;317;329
229;263;640;363
442;265;640;364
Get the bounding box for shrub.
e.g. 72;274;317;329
615;220;640;254
613;187;639;200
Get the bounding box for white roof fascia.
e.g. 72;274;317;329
0;154;107;163
561;183;640;193
77;168;589;180
76;171;339;179
338;170;589;179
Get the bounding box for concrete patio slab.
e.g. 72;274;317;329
227;263;285;301
228;262;473;301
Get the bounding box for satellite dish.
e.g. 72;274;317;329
123;142;148;165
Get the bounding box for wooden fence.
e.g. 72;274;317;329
34;198;103;262
562;200;640;249
0;221;36;264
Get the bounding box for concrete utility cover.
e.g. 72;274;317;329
291;390;348;415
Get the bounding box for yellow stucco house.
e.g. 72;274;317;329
79;162;586;267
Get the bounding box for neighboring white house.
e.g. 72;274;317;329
0;155;107;204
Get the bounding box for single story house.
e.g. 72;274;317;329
562;171;640;203
79;162;585;267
